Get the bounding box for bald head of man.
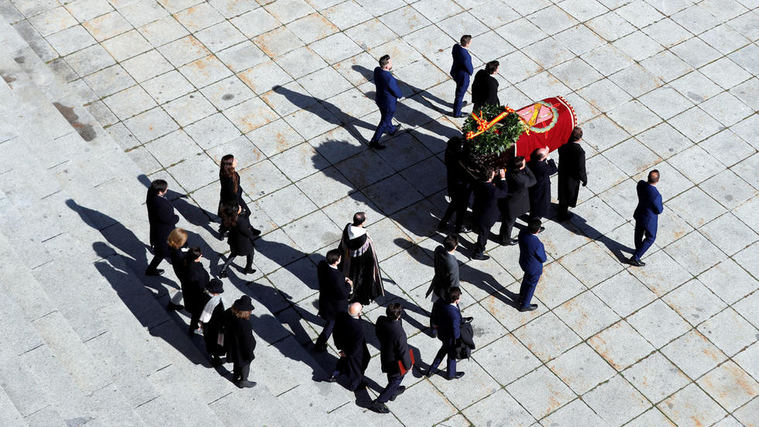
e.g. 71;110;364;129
348;302;363;317
535;147;549;161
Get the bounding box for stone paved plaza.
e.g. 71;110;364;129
0;0;758;425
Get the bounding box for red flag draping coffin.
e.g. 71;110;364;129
514;96;577;161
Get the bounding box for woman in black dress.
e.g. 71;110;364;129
166;227;189;311
224;296;256;388
219;203;257;278
184;247;210;335
218;154;259;238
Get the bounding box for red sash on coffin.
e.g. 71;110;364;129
513;96;577;161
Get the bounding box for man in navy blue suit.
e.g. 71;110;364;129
425;287;465;380
370;54;402;149
630;170;663;267
450;35;473;118
517;219;547;312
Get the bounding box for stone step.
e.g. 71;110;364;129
0;11;371;424
0;29;303;425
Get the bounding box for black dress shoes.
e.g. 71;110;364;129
390;124;402;135
368;141;387;150
423;368;435;378
167;302;184;311
472;252;490;261
236;380;256;388
447;372;465;380
629;257;646;267
242;267;256;275
455;225;471;234
437;220;449;231
390;386;406;401
369;401;390;414
518;304;538;312
557;212;574;222
504;238;518;246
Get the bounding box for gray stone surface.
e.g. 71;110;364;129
1;0;758;424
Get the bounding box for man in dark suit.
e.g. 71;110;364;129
528;147;558;223
331;302;370;391
557;127;587;221
370;55;402;149
630;170;663;267
426;235;460;301
425;287;464;380
500;156;537;245
471;168;508;260
314;249;352;352
145;179;179;276
438;136;472;233
370;303;412;414
471;60;499;113
450;35;473;118
517;220;547;312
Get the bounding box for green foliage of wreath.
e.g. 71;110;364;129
462;104;526;156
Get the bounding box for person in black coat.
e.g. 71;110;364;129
200;279;226;366
330;303;370;391
219;203;257;278
500;156;537;245
338;212;384;304
184;247;210;335
369;303;412;414
313;249;352;352
426;235;460;301
471;60;500;113
438;137;472;233
166;228;189;311
528;147;558;222
224;296;256;388
424;287;464;380
557;127;587;221
145;179;179;276
218;154;260;239
471;168;508;260
450;35;473;118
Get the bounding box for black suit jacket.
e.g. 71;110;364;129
317;261;350;321
471;69;499;111
472;178;508;232
375;316;411;374
528;158;557;218
184;261;209;314
558;142;587;207
146;193;179;257
503;168;537;218
334;312;368;359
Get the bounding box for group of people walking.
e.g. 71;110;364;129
137;32;668;414
144;154;261;388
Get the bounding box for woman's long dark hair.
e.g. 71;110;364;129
220;154;238;195
220;203;240;228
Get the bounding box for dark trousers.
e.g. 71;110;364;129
441;185;471;230
221;253;253;273
557;202;569;217
518;271;541;309
474;226;489;255
233;361;250;382
453;76;469;116
370;106;396;143
633;222;656;260
429;339;457;377
376;373;404;404
499;215;517;241
146;254;164;273
314;318;335;348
